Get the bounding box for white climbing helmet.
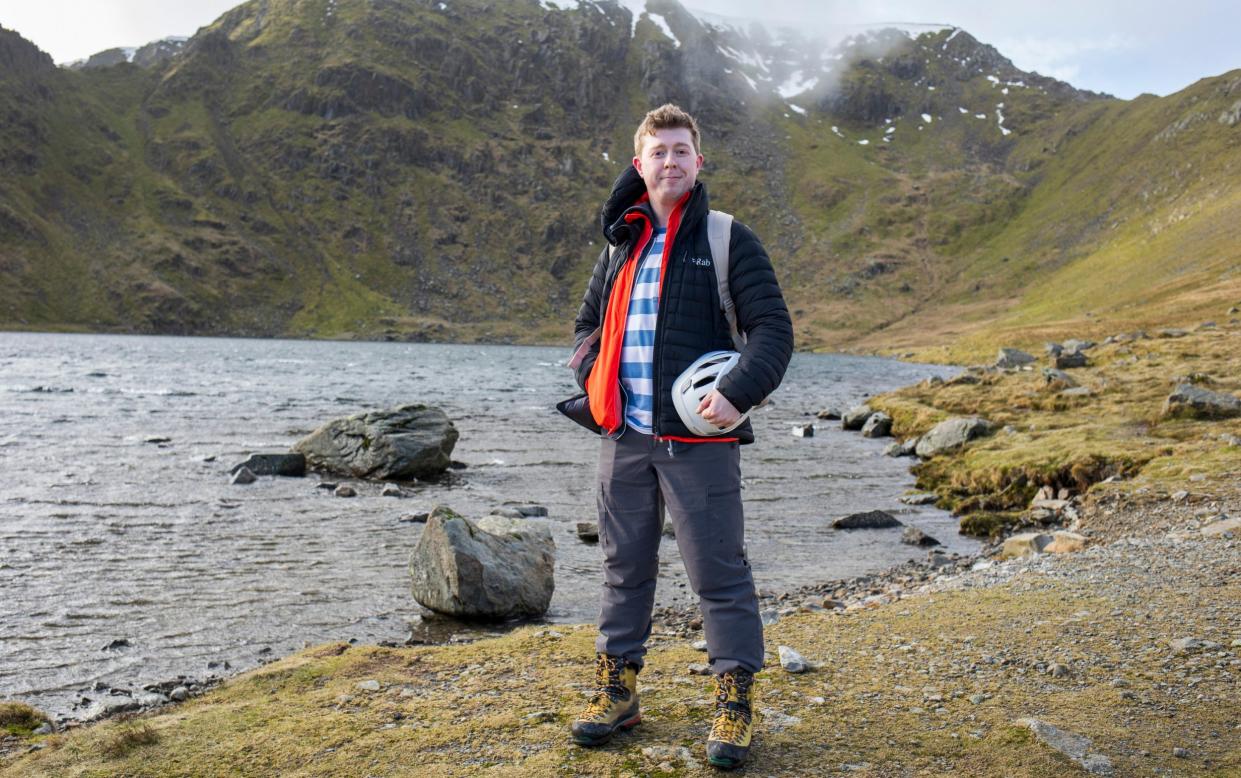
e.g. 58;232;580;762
671;350;747;436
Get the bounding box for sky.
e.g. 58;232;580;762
0;0;1237;99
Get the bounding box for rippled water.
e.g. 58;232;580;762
0;333;972;717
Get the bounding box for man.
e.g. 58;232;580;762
568;104;793;769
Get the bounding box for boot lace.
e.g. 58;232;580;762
710;671;754;743
581;655;629;719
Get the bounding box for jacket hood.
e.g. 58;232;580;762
600;165;708;246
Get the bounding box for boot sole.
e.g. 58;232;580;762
570;713;641;746
707;754;744;770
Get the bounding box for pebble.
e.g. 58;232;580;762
524;711;555;724
1173;747;1190;758
778;645;811;673
355;680;381;692
691;640;708;651
968;693;986;704
687;663;711;675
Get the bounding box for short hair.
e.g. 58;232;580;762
633;103;701;156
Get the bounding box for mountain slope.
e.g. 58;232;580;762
0;1;1237;350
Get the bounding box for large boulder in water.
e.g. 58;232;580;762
292;404;458;480
914;417;996;458
409;506;555;619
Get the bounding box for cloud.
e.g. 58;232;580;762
992;32;1138;86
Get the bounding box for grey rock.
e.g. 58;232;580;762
230;467;257;485
833;510;901;529
792;423;815;437
1054;351;1088;369
136;692;167;707
760;609;780;626
1045;342;1064;357
398;512;430;523
841;404;874;431
144;435;172;444
816;407;843;420
1060;386;1093;398
900;492;938;505
901;525;941;546
513;505;548;517
409;506;555;619
1015;717;1114;775
1062;339;1095;353
85;698;141;721
860;412;892;438
356;679;381;692
334;484;357;498
524;711;556;724
229;453;305;478
576;521;599;542
292;404;459;480
968;693;986;705
1157;328;1188;338
778;645;810;673
169;686;190;702
1161;384;1241;420
1168;637;1206;653
33;723;53;735
691;640;708;651
914;417;996;458
883;439;917;457
490;507;525;519
687;662;711;675
995;348;1036;368
1042;368;1079;389
1173;747;1190;758
381;483;403;497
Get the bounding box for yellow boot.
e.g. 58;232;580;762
706;669;757;769
570;654;640;746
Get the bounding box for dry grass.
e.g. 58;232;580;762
3;561;1236;777
98;723;159;759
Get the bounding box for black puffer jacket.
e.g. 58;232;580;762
573;166;793;443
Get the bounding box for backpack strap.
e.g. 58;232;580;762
707;210;744;350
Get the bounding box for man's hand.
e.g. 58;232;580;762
696;389;741;429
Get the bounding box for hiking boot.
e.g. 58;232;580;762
569;653;640;746
706;668;757;769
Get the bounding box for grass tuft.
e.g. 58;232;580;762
99;723;159;759
0;702;49;737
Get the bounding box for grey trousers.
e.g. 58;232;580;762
594;431;764;675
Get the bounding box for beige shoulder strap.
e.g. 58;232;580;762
707;210;744;349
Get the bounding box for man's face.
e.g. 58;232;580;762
633;127;704;207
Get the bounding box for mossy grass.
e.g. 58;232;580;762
870;326;1241;532
0;701;49;737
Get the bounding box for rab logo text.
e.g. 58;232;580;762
689;257;713;268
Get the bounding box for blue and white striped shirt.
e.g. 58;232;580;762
619;228;665;433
